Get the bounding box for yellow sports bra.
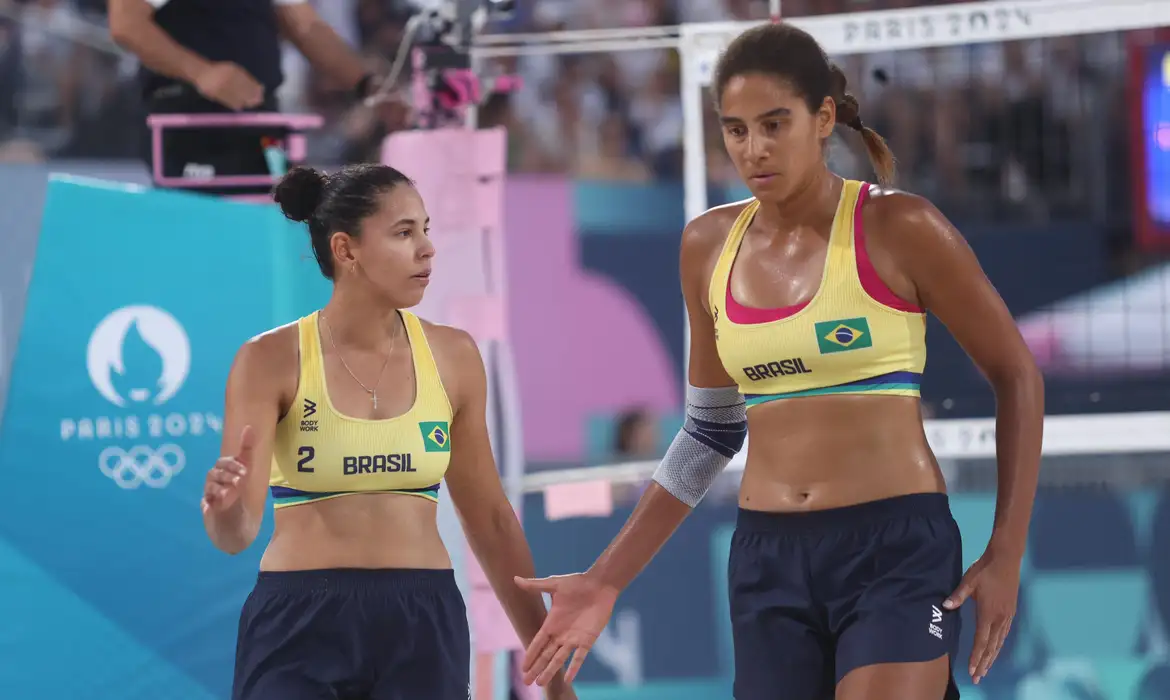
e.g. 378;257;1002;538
269;311;453;509
709;179;927;408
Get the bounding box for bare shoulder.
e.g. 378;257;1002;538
413;316;484;405
415;317;481;363
680;199;753;289
861;184;968;256
236;321;299;377
681;198;752;254
227;322;300;413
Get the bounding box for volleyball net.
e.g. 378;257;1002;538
521;410;1170;496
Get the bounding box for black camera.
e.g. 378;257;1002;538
484;0;515;18
398;0;522;128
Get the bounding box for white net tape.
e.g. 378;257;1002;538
473;1;1170;61
681;0;1170;85
521;412;1170;492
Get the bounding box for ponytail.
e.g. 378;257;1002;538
829;64;896;187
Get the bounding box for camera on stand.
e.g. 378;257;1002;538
405;0;521;130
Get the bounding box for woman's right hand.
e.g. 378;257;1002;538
194;61;264;111
514;572;620;686
201;425;254;515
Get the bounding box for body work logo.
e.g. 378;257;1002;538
62;305;222;490
300;398;318;432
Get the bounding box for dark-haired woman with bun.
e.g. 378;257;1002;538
201;164;575;700
516;23;1043;700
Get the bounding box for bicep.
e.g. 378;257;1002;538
221;342;284;515
108;0;155;33
904;205;1035;381
681;227;737;389
273;1;315;39
442;333;509;521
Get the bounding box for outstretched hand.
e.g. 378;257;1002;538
543;677;578;700
943;549;1021;684
514;573;619;687
201;425;256;515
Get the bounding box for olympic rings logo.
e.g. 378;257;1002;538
98;444;186;490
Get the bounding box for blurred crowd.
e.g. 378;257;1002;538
0;0;1154;223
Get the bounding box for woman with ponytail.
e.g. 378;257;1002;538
517;21;1042;700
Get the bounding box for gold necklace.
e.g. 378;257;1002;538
319;312;399;410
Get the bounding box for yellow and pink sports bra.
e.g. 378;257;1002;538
709;179;927;408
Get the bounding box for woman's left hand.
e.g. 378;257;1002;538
943;548;1022;684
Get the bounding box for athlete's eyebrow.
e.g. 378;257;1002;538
391;217;430;227
719;107;791;125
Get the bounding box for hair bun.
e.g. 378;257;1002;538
273;166;327;223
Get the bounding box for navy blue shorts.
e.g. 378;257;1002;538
232;568;470;700
729;493;963;699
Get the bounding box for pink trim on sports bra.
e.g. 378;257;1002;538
724;263;809;323
724;184;922;325
852;185;923;313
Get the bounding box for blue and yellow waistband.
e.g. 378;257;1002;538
745;370;921;407
270;484;441;509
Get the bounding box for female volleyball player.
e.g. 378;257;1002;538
516;23;1043;700
200;164;575;700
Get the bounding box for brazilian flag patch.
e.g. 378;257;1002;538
419;421;451;452
814;317;873;354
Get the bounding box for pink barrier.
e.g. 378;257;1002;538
146;113;324;129
381;127;539;699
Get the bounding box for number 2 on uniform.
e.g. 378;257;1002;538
297;446;315;472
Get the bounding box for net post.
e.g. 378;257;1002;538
770;0;781;22
679;34;711;230
680;25;712;382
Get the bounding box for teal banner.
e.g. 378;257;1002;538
0;177;329;698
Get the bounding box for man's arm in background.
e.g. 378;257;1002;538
107;0;263;110
273;1;371;97
107;0;211;85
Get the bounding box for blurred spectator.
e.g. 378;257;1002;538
0;13;21;138
0;135;43;161
612;407;661;462
578;114;651;182
0;0;1143;227
17;0;84;151
610;406;661;507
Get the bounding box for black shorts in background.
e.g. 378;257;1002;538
232;568;471;700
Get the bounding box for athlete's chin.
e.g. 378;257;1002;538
743;174;785;199
380;284;426;309
396;285;427;308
